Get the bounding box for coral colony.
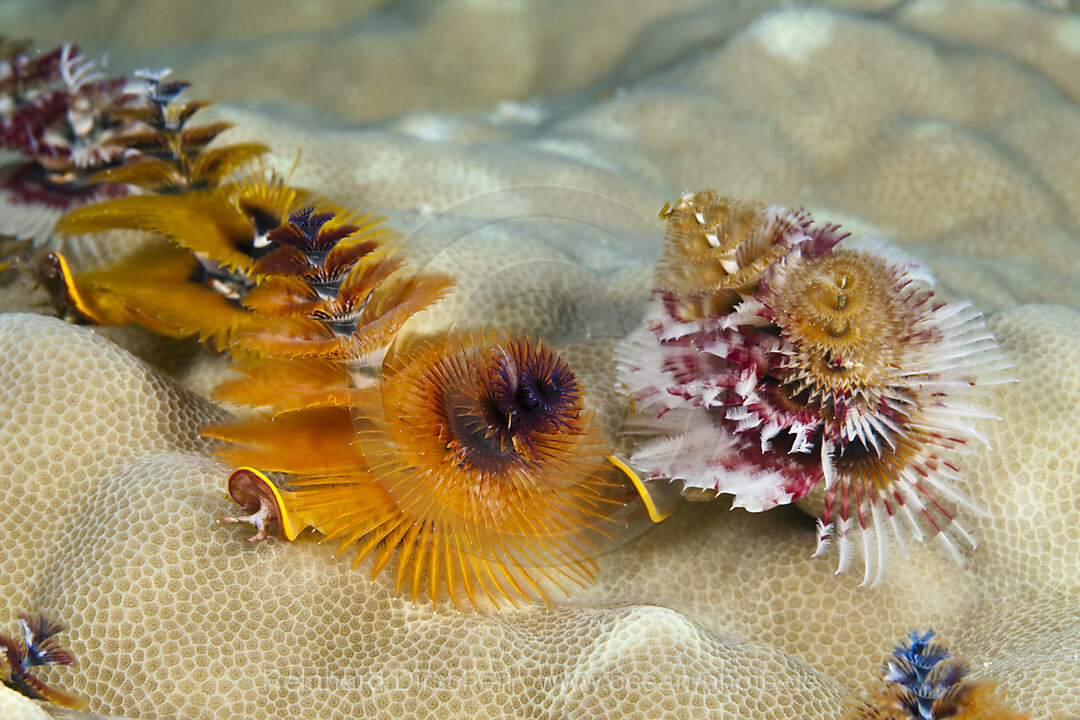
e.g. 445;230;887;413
5;43;1010;608
0;38;1034;716
847;631;1029;720
0;612;87;710
618;192;1012;586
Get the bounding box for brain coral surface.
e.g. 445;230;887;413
1;1;1079;719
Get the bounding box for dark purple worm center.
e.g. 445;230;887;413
489;341;581;439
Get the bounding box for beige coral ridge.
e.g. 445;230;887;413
2;305;1077;718
2;0;1079;718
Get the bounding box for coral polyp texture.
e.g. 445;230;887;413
847;630;1029;720
2;2;1080;719
0;612;86;710
619;191;1012;584
209;206;625;609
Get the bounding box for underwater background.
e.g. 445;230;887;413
1;0;1079;718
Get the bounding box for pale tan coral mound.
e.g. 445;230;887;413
3;309;1078;719
5;300;1077;719
0;686;51;720
580;308;1080;718
1;313;849;720
179;3;1080;319
1;1;1079;719
0;0;901;123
